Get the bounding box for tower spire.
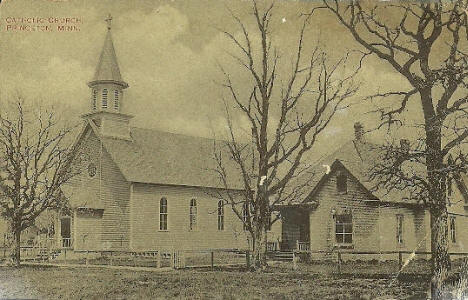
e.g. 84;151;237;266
83;14;133;140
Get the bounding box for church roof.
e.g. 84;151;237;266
91;125;245;190
89;29;127;87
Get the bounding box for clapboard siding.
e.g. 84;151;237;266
63;127;130;250
130;183;250;251
99;143;130;250
304;165;431;260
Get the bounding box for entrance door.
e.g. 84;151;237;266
60;218;71;248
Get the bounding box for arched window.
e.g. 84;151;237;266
92;89;97;110
242;202;248;231
114;90;119;110
189;199;197;231
102;89;108;108
159;198;168;231
337;172;347;193
217;200;224;231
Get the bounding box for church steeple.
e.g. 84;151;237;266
83;14;133;140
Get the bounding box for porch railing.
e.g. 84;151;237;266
62;238;72;248
267;241;279;251
296;240;310;252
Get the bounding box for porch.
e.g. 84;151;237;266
269;207;310;252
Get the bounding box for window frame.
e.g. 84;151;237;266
335;213;353;246
102;89;108;108
217;200;224;231
92;89;97;110
396;214;404;245
189;198;197;231
242;202;248;231
450;216;456;244
114;90;119;110
336;173;348;194
159;197;168;231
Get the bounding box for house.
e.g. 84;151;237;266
53;19;262;252
277;123;468;260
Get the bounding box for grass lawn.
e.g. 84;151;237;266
0;263;430;300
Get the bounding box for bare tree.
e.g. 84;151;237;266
321;1;467;298
0;99;78;266
212;1;360;269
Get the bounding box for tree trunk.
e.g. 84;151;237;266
251;228;267;270
430;206;451;300
11;228;21;267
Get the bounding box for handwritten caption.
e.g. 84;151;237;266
4;17;82;32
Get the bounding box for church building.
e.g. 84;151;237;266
56;17;254;252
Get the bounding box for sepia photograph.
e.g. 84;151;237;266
0;0;467;299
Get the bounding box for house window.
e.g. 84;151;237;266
114;90;119;110
189;199;197;231
102;89;108;108
92;89;97;110
337;173;347;193
242;202;248;231
396;214;404;244
335;213;352;244
159;198;168;231
217;200;224;231
450;216;456;243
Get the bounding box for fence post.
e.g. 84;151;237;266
398;251;403;271
133;253;136;267
296;240;299;251
292;251;297;270
337;251;342;274
246;250;250;269
211;251;214;270
64;248;67;260
157;251;161;268
86;250;89;266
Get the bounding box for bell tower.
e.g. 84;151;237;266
83;14;133;140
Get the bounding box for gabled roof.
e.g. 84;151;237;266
81;122;245;190
454;172;468;204
287;139;418;206
88;29;128;87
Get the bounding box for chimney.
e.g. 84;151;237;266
400;139;410;153
354;122;364;141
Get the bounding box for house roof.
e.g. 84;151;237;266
86;124;245;190
286;139;418;206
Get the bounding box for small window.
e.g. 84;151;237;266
92;89;97;110
159;198;168;231
337;173;347;193
396;214;404;244
114;90;119;110
102;89;108;108
242;202;248;231
217;200;224;231
450;216;456;243
335;213;352;244
189;199;197;231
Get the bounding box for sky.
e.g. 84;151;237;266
0;0;426;161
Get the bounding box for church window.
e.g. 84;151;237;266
396;214;404;244
102;89;108;108
92;89;97;110
450;216;456;243
335;213;352;245
217;200;224;231
159;198;168;231
242;202;248;231
189;199;197;231
337;173;347;193
114;90;119;110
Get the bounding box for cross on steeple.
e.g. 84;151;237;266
105;13;112;30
